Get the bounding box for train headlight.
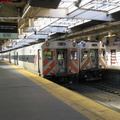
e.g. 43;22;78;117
46;42;50;46
82;43;86;47
73;43;76;46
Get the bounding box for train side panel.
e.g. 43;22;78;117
16;44;43;75
2;51;10;62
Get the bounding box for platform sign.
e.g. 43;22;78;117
0;22;18;39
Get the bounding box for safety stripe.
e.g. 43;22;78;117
103;57;106;61
81;59;90;70
72;48;77;51
44;61;56;75
43;48;50;51
43;61;49;66
68;50;71;56
53;50;56;56
81;58;85;63
43;49;56;75
99;58;106;68
74;60;78;64
68;49;78;73
69;61;78;73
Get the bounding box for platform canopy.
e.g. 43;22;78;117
1;0;120;51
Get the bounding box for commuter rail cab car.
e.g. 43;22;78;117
78;40;106;81
1;40;79;84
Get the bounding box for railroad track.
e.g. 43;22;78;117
81;81;120;96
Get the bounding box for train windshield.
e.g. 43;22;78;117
90;49;98;68
90;50;96;57
82;51;88;58
44;51;53;60
71;51;77;60
56;49;67;73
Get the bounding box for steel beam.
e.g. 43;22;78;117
34;8;67;18
67;8;113;21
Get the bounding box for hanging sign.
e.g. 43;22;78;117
0;0;22;2
0;22;18;39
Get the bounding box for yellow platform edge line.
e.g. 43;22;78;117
1;60;120;120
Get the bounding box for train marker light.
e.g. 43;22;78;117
46;42;50;46
82;43;86;47
73;43;76;46
102;44;104;47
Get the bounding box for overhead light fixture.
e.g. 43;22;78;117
87;36;91;40
104;34;116;37
108;31;112;37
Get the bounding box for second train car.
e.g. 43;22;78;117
78;40;106;81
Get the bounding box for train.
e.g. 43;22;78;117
0;40;79;84
0;39;106;83
78;40;106;81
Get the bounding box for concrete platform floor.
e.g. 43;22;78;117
0;60;120;120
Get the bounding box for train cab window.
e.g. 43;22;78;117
57;51;64;60
82;51;88;58
101;50;105;57
44;51;53;60
90;50;96;57
71;51;77;60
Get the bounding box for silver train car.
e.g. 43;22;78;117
78;41;106;81
1;40;79;83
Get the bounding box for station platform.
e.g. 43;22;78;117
0;60;120;120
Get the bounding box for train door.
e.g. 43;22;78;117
56;49;67;74
90;49;98;68
9;53;11;63
14;52;18;65
38;49;41;76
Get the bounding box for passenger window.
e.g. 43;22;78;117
71;51;77;60
44;51;53;60
101;50;105;57
82;51;88;58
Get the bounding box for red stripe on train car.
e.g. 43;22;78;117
81;58;85;63
72;48;77;51
53;50;56;56
99;58;106;68
68;50;71;56
81;59;90;70
74;60;78;64
69;61;78;73
44;61;56;75
43;49;50;51
43;61;49;66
